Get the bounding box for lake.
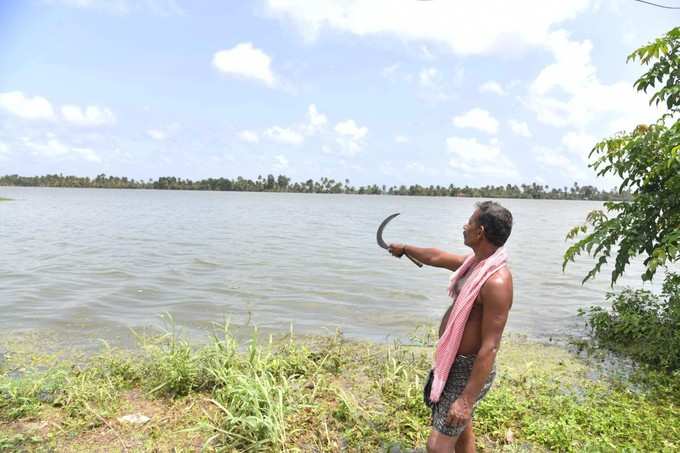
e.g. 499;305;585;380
0;187;658;348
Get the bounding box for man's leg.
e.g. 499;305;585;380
426;429;458;453
455;421;475;453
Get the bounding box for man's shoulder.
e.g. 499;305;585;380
485;266;512;286
479;267;513;303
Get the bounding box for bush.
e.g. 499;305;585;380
581;272;680;372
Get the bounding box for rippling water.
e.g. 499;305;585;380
0;187;659;347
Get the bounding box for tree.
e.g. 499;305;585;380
563;27;680;284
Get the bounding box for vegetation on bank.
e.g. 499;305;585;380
565;27;679;378
578;272;680;373
1;323;678;452
0;197;11;202
0;174;627;201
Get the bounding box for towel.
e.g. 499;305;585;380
429;247;508;403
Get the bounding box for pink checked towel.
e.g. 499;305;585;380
429;247;508;403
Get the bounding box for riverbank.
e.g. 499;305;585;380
1;326;678;452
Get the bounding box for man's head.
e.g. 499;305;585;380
463;201;513;248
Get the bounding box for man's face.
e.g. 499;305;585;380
463;210;483;247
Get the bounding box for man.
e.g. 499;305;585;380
388;201;513;453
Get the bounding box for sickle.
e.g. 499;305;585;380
376;213;423;268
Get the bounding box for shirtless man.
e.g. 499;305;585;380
388;201;513;453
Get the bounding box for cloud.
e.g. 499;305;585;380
265;0;590;55
147;129;167;141
526;30;657;132
0;91;55;120
508;119;532;137
395;135;409;143
533;145;586;180
273;154;289;170
265;126;304;145
479;81;506;96
213;43;276;87
61;105;116;126
238;130;260;143
561;131;595;162
0;142;9;160
447;136;518;178
24;135;102;163
452;108;499;135
335;119;368;141
382;63;401;80
334;119;368;156
305;104;327;134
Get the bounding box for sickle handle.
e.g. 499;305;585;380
405;252;423;268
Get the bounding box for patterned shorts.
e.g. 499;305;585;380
424;354;496;437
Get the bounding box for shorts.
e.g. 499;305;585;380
423;354;496;437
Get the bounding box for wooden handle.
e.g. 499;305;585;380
404;252;423;268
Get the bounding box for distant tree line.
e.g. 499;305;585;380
0;173;629;200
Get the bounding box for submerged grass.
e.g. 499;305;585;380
1;321;678;452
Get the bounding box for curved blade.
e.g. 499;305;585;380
376;212;400;249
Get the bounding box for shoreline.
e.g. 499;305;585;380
1;327;677;452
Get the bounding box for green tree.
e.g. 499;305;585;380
563;27;680;284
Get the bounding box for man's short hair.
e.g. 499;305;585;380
475;201;513;247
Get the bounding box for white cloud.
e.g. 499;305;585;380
335;119;368;156
417;66;461;101
395;135;409;144
147;129;167;141
561;131;595;162
24;135;102;163
508;120;532;137
265;0;590;55
238;130;260;143
533;145;586;180
479;81;506;96
61;105;116;126
0;91;55;120
419;67;440;88
213;43;276;87
265;126;304;145
335;119;368;141
447;136;518;178
527;30;658;132
274;154;289;170
420;45;435;60
305;104;327;134
0;142;9;160
452;108;499;135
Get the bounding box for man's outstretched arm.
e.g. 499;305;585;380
388;243;467;271
446;270;513;426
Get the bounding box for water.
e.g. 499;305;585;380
0;187;660;347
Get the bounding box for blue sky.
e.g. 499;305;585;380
0;0;677;188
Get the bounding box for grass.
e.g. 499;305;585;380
0;197;11;202
1;321;678;452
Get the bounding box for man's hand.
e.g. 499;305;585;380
388;243;406;258
446;396;473;427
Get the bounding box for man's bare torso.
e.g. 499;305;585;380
438;267;513;355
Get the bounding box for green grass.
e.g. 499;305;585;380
0;197;11;202
1;322;678;452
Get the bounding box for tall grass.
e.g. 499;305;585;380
1;321;678;452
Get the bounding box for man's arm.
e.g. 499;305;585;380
387;243;466;271
447;269;513;426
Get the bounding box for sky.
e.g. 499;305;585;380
0;0;677;189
